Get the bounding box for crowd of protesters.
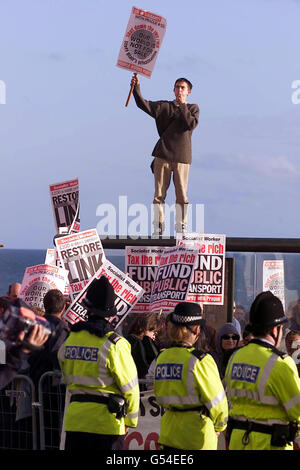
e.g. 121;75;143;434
1;281;300;451
2;281;300;384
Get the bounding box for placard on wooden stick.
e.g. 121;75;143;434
116;6;167;106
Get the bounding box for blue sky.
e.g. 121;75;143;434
0;0;300;249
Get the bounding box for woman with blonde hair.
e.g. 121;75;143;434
154;302;228;450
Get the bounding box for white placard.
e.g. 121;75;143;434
263;260;285;309
50;178;80;234
55;229;105;300
117;6;166;78
63;259;144;329
19;264;67;309
125;246;164;312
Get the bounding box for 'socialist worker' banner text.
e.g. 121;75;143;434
125;246;164;312
19;264;67;309
50;178;80;235
63;259;144;329
177;233;226;305
150;245;198;313
55;228;105;300
117;6;166;78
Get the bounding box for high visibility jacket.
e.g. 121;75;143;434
58;329;139;435
154;346;228;450
224;339;300;450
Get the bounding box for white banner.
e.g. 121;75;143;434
50;178;80;235
177;233;226;305
19;264;67;309
55;229;105;300
124;390;161;450
150;245;198;313
45;248;56;266
117;6;166;78
124;389;226;450
263;260;285;309
63;259;144;329
45;248;70;296
125;246;164;313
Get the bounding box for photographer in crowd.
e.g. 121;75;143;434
0;313;48;390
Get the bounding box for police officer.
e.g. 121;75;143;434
225;291;300;450
58;276;140;450
154;302;228;450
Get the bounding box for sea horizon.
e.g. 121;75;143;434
0;247;125;297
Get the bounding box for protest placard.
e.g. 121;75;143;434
125;246;164;312
125;390;162;450
177;233;226;305
45;248;70;296
117;6;166;78
150;245;198;313
124;389;226;450
45;249;56;266
50;178;80;235
19;264;67;309
55;229;105;299
263;260;285;309
176;232;207;247
63;259;144;328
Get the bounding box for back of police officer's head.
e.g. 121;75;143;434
82;276;117;319
249;291;287;339
168;302;204;344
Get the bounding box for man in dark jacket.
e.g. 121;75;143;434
28;289;69;386
131;73;199;235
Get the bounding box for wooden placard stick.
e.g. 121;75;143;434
125;72;137;107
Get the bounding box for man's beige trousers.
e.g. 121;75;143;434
153;157;190;230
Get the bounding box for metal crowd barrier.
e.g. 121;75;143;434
0;374;38;450
38;371;66;450
0;371;65;451
0;372;151;450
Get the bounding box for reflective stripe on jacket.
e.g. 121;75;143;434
224;340;300;450
58;329;139;435
154;346;228;450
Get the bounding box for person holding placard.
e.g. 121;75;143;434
131;74;199;236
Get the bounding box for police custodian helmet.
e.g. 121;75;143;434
82;276;117;317
170;302;205;326
249;291;288;330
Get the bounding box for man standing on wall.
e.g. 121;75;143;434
131;74;199;236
